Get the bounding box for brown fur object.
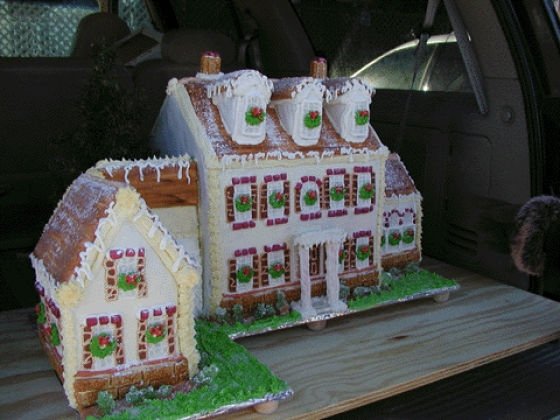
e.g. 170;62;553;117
511;195;560;277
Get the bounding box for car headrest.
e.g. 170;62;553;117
72;12;131;57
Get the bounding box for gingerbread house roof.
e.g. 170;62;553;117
177;77;382;159
324;77;374;101
33;174;123;283
385;153;418;197
271;77;324;100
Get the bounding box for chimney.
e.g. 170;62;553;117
200;51;222;75
310;57;327;79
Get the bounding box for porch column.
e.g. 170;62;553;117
326;240;347;312
298;244;316;318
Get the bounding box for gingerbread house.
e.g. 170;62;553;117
30;172;200;409
141;55;423;319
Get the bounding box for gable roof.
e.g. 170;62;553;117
385;153;419;197
178;76;382;159
33;172;198;286
33;174;123;283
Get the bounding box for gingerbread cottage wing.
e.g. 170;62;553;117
31;172;200;410
382;153;423;268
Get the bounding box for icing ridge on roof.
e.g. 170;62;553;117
272;77;326;100
96;155;193;184
324;77;375;101
205;69;273;100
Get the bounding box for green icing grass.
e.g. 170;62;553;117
93;321;289;420
218;310;302;337
348;269;458;311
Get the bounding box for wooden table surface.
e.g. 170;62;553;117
1;257;560;419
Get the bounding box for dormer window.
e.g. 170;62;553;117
352;102;370;137
300;102;323;140
242;97;267;137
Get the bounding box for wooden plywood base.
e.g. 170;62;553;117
229;257;560;419
1;258;560;419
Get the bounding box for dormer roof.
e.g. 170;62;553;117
324;77;375;102
271;77;325;100
206;69;273;100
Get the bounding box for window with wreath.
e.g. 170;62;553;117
104;248;146;301
82;314;124;370
323;168;350;217
352;102;370;137
351;231;374;270
138;305;177;361
352;166;376;214
299;101;323;140
261;173;289;226
228;247;259;293
261;243;291;288
295;176;322;221
242;96;267;137
225;176;258;230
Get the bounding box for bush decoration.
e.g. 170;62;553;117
245;106;266;125
236;266;254;283
90;333;117;358
36;302;46;324
146;323;166;344
304;111;321;129
118;272;142;291
235;194;252;212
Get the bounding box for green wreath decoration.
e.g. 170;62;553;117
303;190;318;206
235;194;252;212
118;272;142;291
380;235;386;247
50;323;61;346
329;185;345;202
359;183;375;200
402;228;415;244
245;106;266;126
146;323;166;344
388;231;401;246
36;302;46;324
356;244;371;261
338;249;347;264
90;333;117;359
355;109;370;126
304;111;321;129
236;265;254;283
268;262;285;279
268;191;286;209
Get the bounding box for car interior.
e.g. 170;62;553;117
0;0;559;415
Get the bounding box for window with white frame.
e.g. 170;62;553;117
104;248;147;301
225;177;257;230
351;101;370;137
242;96;267;137
300;101;323;140
138;306;177;362
228;247;258;293
82;314;124;371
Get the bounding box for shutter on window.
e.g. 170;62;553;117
369;236;374;266
349;238;357;269
252;254;259;289
344;173;351;207
225;186;235;222
114;323;125;365
251;184;258;219
82;326;93;369
343;238;351;272
371;172;376;205
138;319;148;360
284;246;291;282
295;188;301;213
228;259;237;292
283;181;290;216
322;177;330;209
352;174;358;206
260;183;268;220
261;252;269;287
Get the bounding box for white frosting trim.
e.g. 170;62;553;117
97;155;193;185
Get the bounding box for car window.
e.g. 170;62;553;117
354;43;436;90
292;1;474;92
0;0;151;57
424;43;472;92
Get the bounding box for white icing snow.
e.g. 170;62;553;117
97;155;193;184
